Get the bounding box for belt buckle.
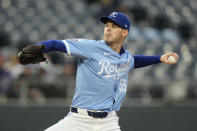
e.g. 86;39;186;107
87;111;108;119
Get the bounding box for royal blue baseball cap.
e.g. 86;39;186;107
100;12;130;31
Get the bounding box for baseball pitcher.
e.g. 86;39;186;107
17;12;179;131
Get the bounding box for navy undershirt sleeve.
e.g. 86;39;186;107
133;55;161;68
36;40;66;53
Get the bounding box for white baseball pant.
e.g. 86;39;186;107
44;108;121;131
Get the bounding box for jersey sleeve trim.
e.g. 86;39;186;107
62;40;71;56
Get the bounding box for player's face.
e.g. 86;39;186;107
104;22;127;44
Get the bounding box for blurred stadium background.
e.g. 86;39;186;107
0;0;197;131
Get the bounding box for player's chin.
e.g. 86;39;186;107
104;38;113;44
104;40;113;45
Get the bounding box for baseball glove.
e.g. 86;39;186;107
17;45;47;65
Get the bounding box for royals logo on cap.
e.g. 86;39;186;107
100;12;130;31
111;12;118;17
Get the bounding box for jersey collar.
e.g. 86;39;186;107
119;47;125;55
103;41;126;56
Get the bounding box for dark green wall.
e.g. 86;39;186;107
0;106;196;131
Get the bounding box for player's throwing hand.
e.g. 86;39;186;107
160;52;179;64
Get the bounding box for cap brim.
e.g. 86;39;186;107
100;17;114;24
100;17;123;30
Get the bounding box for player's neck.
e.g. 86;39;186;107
107;42;123;54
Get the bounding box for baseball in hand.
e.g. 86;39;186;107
168;56;177;64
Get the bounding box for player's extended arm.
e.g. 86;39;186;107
36;40;66;53
133;55;161;68
16;40;66;65
134;53;179;68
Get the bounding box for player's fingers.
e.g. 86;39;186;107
171;53;179;60
163;57;169;64
174;53;179;59
165;53;173;59
167;52;178;58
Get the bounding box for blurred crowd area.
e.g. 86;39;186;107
0;0;197;105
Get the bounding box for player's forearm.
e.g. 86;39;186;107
133;55;161;68
36;40;66;53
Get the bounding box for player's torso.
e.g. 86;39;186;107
72;40;134;111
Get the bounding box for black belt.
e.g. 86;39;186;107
71;107;108;119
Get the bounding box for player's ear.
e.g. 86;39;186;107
122;29;128;38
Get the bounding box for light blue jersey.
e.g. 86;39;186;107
62;39;134;112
